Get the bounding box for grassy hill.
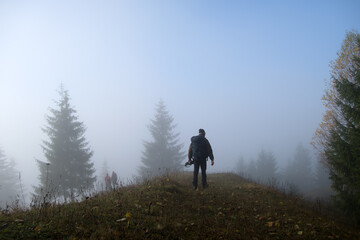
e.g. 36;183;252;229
0;172;359;239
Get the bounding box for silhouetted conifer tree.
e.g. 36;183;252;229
325;52;360;222
284;144;314;193
0;148;19;206
313;31;360;222
139;101;185;179
34;86;96;202
256;149;278;184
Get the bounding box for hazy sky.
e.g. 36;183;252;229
0;1;359;194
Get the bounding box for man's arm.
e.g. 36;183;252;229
188;143;193;161
206;139;214;165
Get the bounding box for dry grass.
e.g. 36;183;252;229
0;172;359;239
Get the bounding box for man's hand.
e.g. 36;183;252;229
211;160;214;166
185;160;193;167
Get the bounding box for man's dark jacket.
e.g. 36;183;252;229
188;135;214;161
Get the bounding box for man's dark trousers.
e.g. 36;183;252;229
193;158;207;189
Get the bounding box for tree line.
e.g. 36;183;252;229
236;31;360;223
235;144;332;198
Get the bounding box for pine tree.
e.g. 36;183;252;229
256;149;278;184
325;53;360;222
0;148;19;206
284;144;314;193
313;31;360;162
139;101;185;179
34;86;96;202
313;31;360;222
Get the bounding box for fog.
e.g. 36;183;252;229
0;1;359;204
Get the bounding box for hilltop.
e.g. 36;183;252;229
0;172;359;239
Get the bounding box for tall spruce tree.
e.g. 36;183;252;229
256;149;278;184
284;144;314;193
325;53;360;222
139;101;185;179
0;148;19;206
313;32;360;222
34;86;96;202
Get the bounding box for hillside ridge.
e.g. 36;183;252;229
0;172;359;239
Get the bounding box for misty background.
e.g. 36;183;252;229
1;1;359;204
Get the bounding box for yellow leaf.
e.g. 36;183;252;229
125;212;132;219
298;231;303;235
34;226;41;231
275;221;280;227
267;221;273;227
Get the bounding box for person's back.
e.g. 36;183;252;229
190;135;208;160
187;129;214;190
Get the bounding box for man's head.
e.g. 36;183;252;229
199;129;206;136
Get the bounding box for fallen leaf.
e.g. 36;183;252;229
125;212;132;219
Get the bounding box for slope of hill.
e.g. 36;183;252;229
0;172;359;239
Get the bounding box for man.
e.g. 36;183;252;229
187;129;214;190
